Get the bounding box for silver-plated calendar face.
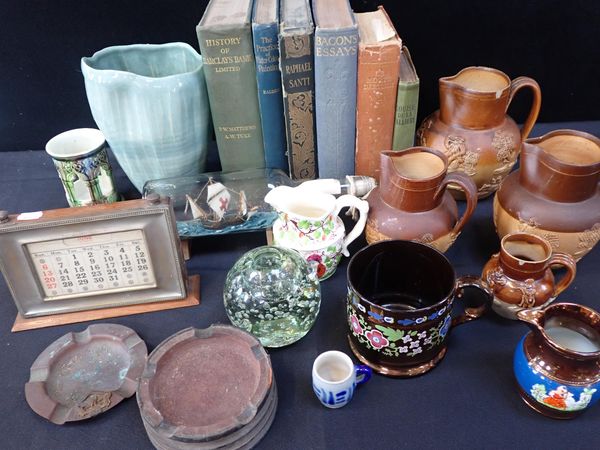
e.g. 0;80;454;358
27;230;157;301
0;198;187;318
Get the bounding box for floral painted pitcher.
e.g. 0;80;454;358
265;185;369;279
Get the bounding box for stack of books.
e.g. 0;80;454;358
197;0;419;181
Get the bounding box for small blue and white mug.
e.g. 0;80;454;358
312;350;371;409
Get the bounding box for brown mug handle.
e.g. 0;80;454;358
451;276;493;327
548;252;577;296
507;76;542;140
435;172;478;237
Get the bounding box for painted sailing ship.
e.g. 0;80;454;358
185;178;256;229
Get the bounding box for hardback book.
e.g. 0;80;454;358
354;6;402;180
312;0;358;179
392;46;420;150
252;0;287;171
197;0;266;172
279;0;317;180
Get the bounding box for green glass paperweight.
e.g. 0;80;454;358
224;246;321;347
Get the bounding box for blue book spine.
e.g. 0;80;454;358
314;26;358;179
252;22;288;171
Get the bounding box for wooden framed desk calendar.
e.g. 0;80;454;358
0;197;200;332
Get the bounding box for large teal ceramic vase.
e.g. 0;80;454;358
81;43;210;192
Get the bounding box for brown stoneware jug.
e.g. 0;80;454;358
494;129;600;261
482;233;577;320
365;147;477;252
417;66;541;198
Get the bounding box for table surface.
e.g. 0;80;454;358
0;121;599;450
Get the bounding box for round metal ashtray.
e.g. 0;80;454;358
25;323;148;424
137;325;277;450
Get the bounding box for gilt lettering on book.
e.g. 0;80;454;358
201;37;260;142
197;0;265;172
255;37;279;71
315;35;358;57
280;33;317;180
313;0;358;179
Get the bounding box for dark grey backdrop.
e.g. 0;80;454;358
1;0;599;151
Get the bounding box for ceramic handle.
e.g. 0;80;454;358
507;76;542;140
333;195;369;257
436;172;478;238
548;252;577;296
451;276;493;327
354;365;372;386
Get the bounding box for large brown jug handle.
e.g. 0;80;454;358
548;252;577;296
435;172;478;237
507;76;542;140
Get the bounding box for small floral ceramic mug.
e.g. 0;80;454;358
346;240;492;377
312;351;371;409
45;128;118;207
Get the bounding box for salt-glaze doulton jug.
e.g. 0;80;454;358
417;66;541;198
482;232;577;320
365;148;477;253
494;129;600;261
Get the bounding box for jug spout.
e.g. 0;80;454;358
379;148;448;212
516;308;545;333
439;67;511;129
264;185;296;214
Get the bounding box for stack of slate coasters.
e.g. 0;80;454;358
137;325;277;450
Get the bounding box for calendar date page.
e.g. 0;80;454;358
27;230;156;301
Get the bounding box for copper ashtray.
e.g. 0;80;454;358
25;323;148;424
137;325;277;449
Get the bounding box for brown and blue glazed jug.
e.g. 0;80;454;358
417;66;541;198
514;303;600;419
494;129;600;261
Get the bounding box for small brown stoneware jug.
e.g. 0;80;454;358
417;66;541;198
482;233;577;320
365;148;477;252
514;303;600;419
494;129;600;261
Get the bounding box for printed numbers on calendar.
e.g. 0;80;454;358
27;230;156;300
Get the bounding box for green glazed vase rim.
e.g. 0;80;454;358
81;42;203;81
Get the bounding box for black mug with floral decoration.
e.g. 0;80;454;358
346;240;492;377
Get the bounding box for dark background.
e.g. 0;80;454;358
1;0;599;151
1;2;600;448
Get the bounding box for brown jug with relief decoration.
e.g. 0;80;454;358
482;232;577;320
417;66;541;198
494;129;600;261
365;147;477;252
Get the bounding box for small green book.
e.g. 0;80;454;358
392;46;419;150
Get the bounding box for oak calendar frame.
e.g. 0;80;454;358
0;198;187;318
